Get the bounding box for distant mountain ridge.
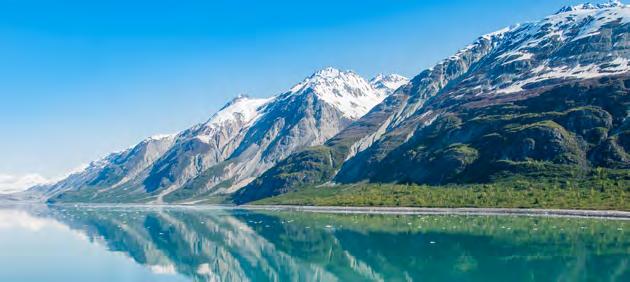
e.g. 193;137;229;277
40;68;407;203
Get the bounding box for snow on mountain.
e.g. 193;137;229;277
190;95;273;144
375;0;630;142
369;74;409;96
444;1;630;96
204;94;274;129
555;0;625;14
288;67;399;119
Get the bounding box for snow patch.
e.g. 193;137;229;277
497;57;630;94
191;95;275;145
205;95;274;129
147;134;176;141
148;264;177;275
369;73;409;95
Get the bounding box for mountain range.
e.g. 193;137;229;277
23;1;630;204
37;69;407;203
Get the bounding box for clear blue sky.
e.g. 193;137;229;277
0;0;591;178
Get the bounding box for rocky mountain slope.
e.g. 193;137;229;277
34;134;177;200
235;2;630;203
43;68;407;203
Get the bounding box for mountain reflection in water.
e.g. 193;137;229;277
4;205;630;282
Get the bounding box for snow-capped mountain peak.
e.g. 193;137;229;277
555;0;625;14
311;67;349;79
288;67;402;119
369;74;409;95
289;67;370;96
204;95;273;129
419;0;630;99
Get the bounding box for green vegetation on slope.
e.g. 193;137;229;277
252;171;630;211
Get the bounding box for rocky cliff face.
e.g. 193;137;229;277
34;134;177;199
235;2;630;203
140;95;273;202
43;68;406;203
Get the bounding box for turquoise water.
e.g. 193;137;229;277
0;205;628;282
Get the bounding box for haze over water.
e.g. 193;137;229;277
0;205;628;281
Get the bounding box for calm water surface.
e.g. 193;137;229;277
0;205;628;282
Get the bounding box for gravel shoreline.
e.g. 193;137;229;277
240;205;630;219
